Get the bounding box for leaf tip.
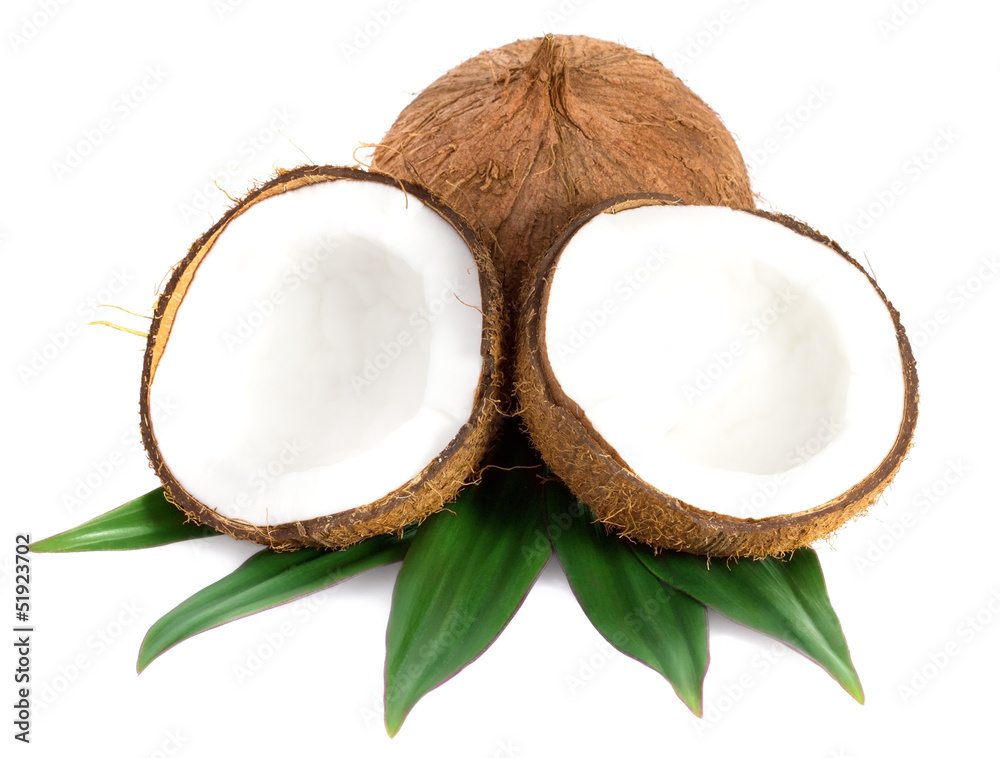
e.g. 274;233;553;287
136;631;160;675
28;538;55;553
849;680;865;705
678;687;704;718
383;686;417;738
383;709;405;738
832;662;864;704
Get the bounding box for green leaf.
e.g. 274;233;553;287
546;489;708;715
634;544;864;703
384;422;551;737
31;488;217;553
137;532;412;673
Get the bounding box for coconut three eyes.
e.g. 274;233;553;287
140;166;503;550
516;196;918;558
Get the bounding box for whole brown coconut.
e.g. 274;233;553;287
372;34;754;304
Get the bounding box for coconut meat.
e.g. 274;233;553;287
148;180;484;525
544;205;905;519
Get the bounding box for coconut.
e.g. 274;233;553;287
140;165;504;550
372;34;754;304
515;195;918;558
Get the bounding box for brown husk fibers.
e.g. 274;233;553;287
372;34;754;305
139;165;505;551
514;195;919;558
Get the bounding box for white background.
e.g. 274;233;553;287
3;0;998;755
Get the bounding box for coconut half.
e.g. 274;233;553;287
140;166;504;550
516;196;918;557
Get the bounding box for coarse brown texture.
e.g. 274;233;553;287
515;195;919;558
372;34;754;306
139;165;505;551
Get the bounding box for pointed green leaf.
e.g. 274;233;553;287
546;489;708;715
384;422;551;737
634;544;863;703
31;488;217;553
138;531;412;672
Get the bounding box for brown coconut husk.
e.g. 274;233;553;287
372;34;754;306
139;165;505;551
515;194;919;559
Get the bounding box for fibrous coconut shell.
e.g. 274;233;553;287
139;165;505;551
515;194;919;559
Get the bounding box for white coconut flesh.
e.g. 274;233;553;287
148;180;485;526
543;205;905;519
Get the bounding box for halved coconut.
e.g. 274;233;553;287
516;195;918;558
140;165;504;550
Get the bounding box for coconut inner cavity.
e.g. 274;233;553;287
149;180;484;525
544;205;904;519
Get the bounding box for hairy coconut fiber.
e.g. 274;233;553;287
515;195;919;559
372;34;754;304
140;165;505;550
